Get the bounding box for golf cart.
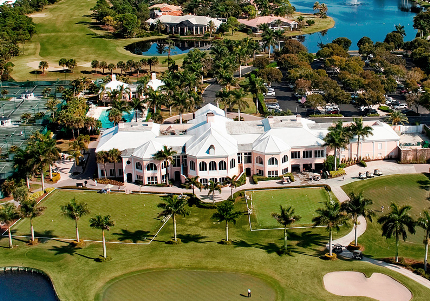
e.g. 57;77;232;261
333;244;343;253
352;250;363;260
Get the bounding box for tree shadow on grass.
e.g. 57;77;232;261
112;229;150;243
289;231;326;248
49;244;80;256
177;233;209;243
33;230;55;243
232;240;254;248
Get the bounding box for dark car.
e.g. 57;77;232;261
306;108;321;116
364;108;378;116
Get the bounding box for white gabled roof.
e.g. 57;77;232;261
186;125;238;157
104;74;129;92
132;140;164;159
96;128;156;152
253;131;291;154
194;103;225;118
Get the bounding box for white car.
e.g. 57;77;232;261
267;87;275;93
266;103;280;109
264;91;276;97
393;103;408;110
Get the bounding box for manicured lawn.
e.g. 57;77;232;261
101;269;276;301
249;188;334;228
1;189;430;300
13;190;165;242
342;173;430;260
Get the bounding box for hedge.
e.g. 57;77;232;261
257;93;267;114
379;105;392;112
252;173;295;184
236;173;246;186
309;114;343;117
51;172;60;183
29;191;44;201
329;168;346;178
45;187;55;194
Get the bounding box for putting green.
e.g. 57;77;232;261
101;269;277;301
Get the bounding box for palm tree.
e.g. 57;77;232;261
272;205;301;251
349;117;373;160
129;98;145;122
329;120;352;166
395;24;406;37
262;29;276;58
341;192;375;246
39;61;48;74
107;148;122;178
99;61;107;74
241;74;267;113
89;215;115;259
225;175;240;198
313;1;321;12
418;210;430;272
208;20;216;38
61;198;90;242
273;29;285;50
231;88;248;121
185;176;202;197
378;203;416;262
91;60;99;73
108;108;122;125
46;98;60;119
387;111;408;125
0;203;19;248
147;57;159;72
107;63;116;75
323;130;343;171
153;146;177;185
216;88;232;112
212;201;242;241
59;58;67;71
207;180;222;204
312;199;349;256
157;195;189;242
96;151;108;179
20;199;46;243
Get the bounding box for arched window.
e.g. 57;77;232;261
268;157;278;166
135;162;142;170
189;160;195;171
199;161;207;171
208;145;215;155
256;156;263;165
230;158;236;169
282;154;289;163
209;161;217;171
219;161;226;170
146;163;157;171
161;161;169;169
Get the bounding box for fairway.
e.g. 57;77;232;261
101;269;276;301
248;187;333;228
12;189;165;242
342;173;430;260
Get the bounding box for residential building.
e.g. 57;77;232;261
146;15;222;35
238;16;298;32
148;3;183;18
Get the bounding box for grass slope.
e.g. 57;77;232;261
342;173;430;260
0;189;429;300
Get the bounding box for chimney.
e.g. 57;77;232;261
151;72;157;81
206;112;215;123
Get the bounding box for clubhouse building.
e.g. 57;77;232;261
95;104;400;185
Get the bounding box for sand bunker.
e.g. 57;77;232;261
28;13;47;18
26;61;65;72
324;271;411;301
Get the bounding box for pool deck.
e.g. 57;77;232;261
86;105;109;120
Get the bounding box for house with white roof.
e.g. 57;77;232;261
95;103;400;185
146;15;222;35
238;16;298;32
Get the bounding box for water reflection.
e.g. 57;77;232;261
125;39;212;56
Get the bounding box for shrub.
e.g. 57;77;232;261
323;253;337;260
236;173;246;186
45;187;55;194
96;255;112;262
324;155;339;171
257;93;267;114
338;163;347;168
379;105;392;112
359;160;367;167
29;191;44;201
96;179;124;186
51;172;61;183
347;242;361;251
329;168;346;178
166;238;182;244
219;239;233;245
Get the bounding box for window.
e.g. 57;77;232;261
282;168;288;174
291;151;300;159
135;162;142;170
230;158;236;169
268;170;278;177
162;174;167;183
126;160;131;165
256;156;263;165
147;176;157;184
118;169;123;176
161;161;168;169
110;169;115;177
268;157;278;166
220;177;227;184
314;150;324;158
101;170;105;177
378;143;382;150
200;178;208;185
282;155;288;163
182;155;187;167
209;161;217;171
257;169;264;176
237;153;242;164
189;160;196;171
146;163;157;171
244;152;252;164
219;161;226;170
208;145;215;155
209;178;217;183
173;155;180;167
199;161;207;171
136;174;143;180
303;150;312;158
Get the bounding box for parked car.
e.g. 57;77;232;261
264;91;276;97
268;108;283;113
364;108;378;115
393;103;408;110
266;102;280;109
306;108;321;116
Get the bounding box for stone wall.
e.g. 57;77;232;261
399;147;430;163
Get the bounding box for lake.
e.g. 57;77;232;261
0;271;58;301
125;39;211;56
293;0;420;52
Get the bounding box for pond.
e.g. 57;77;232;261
0;270;59;301
125;39;212;56
293;0;420;52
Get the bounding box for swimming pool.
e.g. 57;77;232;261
98;109;135;128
